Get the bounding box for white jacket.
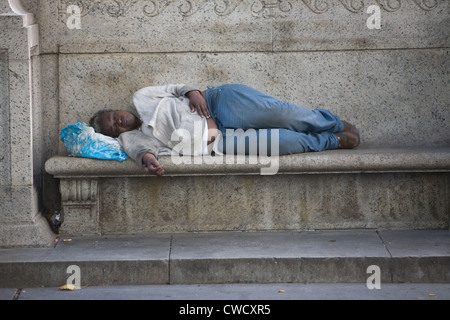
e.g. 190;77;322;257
118;84;206;167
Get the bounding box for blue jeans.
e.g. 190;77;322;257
206;84;344;155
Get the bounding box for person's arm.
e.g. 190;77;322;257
142;152;164;176
118;130;165;176
133;84;208;118
186;90;210;118
133;84;198;101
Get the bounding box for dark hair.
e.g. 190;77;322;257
89;109;113;134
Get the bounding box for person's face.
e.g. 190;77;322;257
100;110;142;137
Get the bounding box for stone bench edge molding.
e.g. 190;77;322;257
46;147;450;178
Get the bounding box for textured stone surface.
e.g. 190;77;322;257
57;50;450;151
0;231;448;287
0;51;10;185
2;0;450;246
95;172;449;234
9;283;450;300
46;147;450;177
0;234;170;286
37;0;449;54
39;0;450;223
45;149;450;235
170;231;392;284
381;230;450;282
45;147;450;235
0;6;55;247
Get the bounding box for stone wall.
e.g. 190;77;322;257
37;0;449;209
37;1;449;149
1;0;449;244
0;1;55;247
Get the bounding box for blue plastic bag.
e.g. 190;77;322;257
61;122;129;161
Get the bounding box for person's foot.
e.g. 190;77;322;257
336;132;360;149
342;120;359;137
336;120;360;149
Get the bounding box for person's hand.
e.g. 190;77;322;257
142;153;164;176
186;90;210;118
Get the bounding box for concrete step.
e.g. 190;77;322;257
0;230;449;288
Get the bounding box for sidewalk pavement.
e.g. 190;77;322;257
2;283;450;300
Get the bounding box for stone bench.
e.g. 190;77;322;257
45;146;450;236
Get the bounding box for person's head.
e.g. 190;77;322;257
90;110;142;138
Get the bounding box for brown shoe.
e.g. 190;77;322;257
342;121;360;137
336;132;360;149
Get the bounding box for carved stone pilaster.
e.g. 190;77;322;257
59;179;100;235
60;178;97;202
0;0;56;247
